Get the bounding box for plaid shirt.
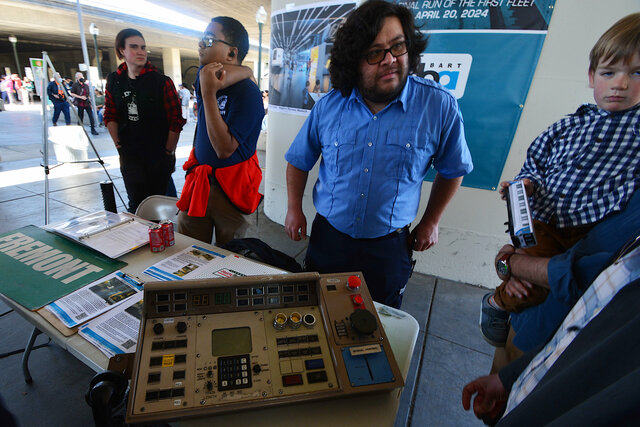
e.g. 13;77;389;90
104;61;185;132
503;244;640;416
515;104;640;228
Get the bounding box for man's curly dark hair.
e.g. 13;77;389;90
329;0;428;97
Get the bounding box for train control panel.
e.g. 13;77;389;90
126;272;404;423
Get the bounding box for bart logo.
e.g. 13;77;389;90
416;54;473;99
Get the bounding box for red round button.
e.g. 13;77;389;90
353;295;364;305
348;275;361;290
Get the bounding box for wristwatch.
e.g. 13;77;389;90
496;252;513;280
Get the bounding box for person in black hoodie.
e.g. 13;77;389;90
104;28;185;213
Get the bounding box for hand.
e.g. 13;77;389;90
522;178;534;197
462;374;508;421
199;62;226;95
505;276;534;299
285;208;307;241
498;181;510;200
499;178;534;200
410;220;438;252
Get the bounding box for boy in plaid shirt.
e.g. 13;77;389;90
481;12;640;347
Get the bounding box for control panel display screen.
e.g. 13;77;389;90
211;327;252;357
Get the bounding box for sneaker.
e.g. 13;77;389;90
479;292;509;347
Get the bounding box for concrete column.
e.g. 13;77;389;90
162;47;182;87
109;54;120;74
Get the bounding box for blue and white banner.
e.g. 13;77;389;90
270;0;555;190
404;0;556;189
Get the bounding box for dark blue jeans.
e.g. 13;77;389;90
305;214;412;308
52;102;70;125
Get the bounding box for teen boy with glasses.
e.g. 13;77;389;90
177;17;263;246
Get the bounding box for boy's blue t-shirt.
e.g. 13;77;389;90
194;69;264;168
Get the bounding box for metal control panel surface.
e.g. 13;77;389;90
126;272;403;423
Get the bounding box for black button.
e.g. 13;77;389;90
148;373;161;383
151;341;164;350
173;370;185;380
149;357;162;367
175;354;186;363
145;391;159;401
172;388;185;397
176;321;187;333
158;389;172;399
307;371;328;383
277;338;288;346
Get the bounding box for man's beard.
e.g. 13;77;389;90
359;68;408;105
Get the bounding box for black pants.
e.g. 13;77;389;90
77;105;96;129
52;102;70;125
119;149;175;213
305;214;413;308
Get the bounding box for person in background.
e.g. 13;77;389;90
178;83;191;122
70;72;99;135
62;77;73;93
46;72;71;126
262;89;269;112
0;75;10;105
23;77;34;104
104;28;185;213
284;0;473;308
94;88;105;126
10;74;22;104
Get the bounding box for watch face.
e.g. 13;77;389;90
497;260;509;277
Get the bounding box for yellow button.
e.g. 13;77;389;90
162;354;175;367
291;359;305;373
280;360;292;374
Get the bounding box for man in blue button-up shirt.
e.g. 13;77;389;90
284;0;473;308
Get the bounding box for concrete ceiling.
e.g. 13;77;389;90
0;0;271;61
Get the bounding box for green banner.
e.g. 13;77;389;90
0;225;126;310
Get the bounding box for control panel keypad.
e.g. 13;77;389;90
217;355;252;391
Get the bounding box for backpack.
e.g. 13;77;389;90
221;238;303;273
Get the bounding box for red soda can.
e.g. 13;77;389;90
148;224;165;252
160;219;175;247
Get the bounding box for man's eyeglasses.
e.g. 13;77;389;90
364;41;408;65
200;35;234;48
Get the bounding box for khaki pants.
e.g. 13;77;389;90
177;180;248;246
